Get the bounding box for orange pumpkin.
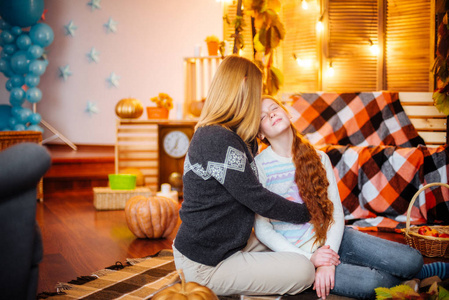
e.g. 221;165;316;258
115;98;144;119
152;269;218;300
125;195;178;239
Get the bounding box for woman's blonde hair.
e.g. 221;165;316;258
260;95;334;246
196;55;263;144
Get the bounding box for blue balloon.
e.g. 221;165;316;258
0;0;44;27
8;117;18;128
0;50;11;60
3;44;17;55
27;44;43;59
9;74;24;87
25;87;42;103
5;80;13;91
9;87;25;106
11;106;22;116
10;50;30;74
28;59;46;76
10;26;22;36
28;112;41;125
24;74;40;87
27;124;43;132
14;107;32;124
0;104;12;129
14;123;26;131
0;58;10;73
16;33;32;50
29;23;54;48
0;29;14;44
0;19;10;30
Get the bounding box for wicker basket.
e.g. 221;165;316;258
93;187;153;210
0;131;44;201
402;182;449;258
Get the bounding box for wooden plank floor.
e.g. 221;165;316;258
36;192;179;294
36;144;449;295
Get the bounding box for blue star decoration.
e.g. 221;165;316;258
106;72;120;88
64;20;78;37
85;101;99;116
58;65;72;81
87;0;101;11
103;17;118;34
86;47;100;63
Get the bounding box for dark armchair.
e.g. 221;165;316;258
0;142;51;299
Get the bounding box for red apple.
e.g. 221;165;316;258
418;226;431;235
438;233;449;238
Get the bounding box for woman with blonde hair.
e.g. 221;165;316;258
255;95;426;299
172;55;332;296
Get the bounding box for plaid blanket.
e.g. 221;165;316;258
320;144;449;230
290;92;425;147
287;92;448;230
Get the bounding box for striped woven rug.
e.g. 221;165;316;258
37;249;350;300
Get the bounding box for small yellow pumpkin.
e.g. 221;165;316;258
125;195;178;239
152;269;219;300
120;167;145;186
115;98;144;119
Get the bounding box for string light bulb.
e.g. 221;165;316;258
368;39;379;55
326;61;334;77
301;0;308;10
316;21;324;32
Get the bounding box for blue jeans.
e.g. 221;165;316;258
332;227;423;299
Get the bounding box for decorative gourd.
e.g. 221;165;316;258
120;167;145;186
152;269;218;300
125;195;178;239
115;98;143;119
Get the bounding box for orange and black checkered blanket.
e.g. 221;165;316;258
290;92;425;147
321;144;449;230
289;92;448;230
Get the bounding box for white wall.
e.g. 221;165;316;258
0;0;223;145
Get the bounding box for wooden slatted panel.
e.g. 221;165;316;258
223;1;253;59
281;0;320;93
115;120;159;191
324;0;378;92
399;92;446;146
183;57;222;119
385;0;433;92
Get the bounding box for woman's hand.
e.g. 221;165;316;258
310;245;340;268
313;265;335;299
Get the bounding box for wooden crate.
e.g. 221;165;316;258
93;187;153;210
0;131;44;201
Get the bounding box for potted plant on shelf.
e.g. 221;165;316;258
147;93;173;119
205;35;220;56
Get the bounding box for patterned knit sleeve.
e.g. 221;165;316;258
186;126;310;224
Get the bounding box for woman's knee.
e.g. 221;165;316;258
287;255;315;293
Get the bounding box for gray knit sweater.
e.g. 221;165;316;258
174;125;310;266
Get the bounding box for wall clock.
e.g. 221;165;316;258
163;130;190;158
158;123;195;194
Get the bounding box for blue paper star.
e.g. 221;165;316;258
58;65;72;81
103;17;118;33
86;47;100;63
64;20;78;37
85;101;99;116
106;72;120;88
87;0;101;11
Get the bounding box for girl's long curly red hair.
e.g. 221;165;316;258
259;96;334;246
291;125;334;246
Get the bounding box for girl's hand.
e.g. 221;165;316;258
310;245;340;268
313;265;335;299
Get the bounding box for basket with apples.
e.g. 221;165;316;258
402;183;449;258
